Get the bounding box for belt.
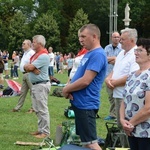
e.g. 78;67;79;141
32;80;49;85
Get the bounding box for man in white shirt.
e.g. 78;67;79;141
12;39;35;112
105;28;139;127
48;47;55;81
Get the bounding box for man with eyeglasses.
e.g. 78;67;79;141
12;40;35;113
105;28;139;147
104;32;122;121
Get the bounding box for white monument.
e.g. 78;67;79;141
123;3;131;28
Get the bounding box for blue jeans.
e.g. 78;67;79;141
14;65;18;77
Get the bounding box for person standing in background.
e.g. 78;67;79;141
48;47;55;81
13;51;20;79
0;56;4;89
24;35;51;139
104;32;122;120
55;52;60;73
66;52;75;77
12;40;35;113
2;50;9;79
58;53;64;74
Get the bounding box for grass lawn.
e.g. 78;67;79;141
0;68;111;150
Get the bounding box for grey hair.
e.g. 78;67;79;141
121;28;138;43
48;47;53;50
24;39;32;47
32;35;46;47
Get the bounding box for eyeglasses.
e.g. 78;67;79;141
134;48;149;54
134;48;145;53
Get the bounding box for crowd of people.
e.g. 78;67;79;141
0;46;77;89
0;23;150;150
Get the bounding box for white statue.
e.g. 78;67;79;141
125;3;130;20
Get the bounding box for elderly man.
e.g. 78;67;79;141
12;39;35;112
24;35;51;139
105;28;139;127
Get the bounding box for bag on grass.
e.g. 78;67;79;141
52;88;63;97
64;106;75;118
3;86;13;96
60;120;81;146
103;122;121;149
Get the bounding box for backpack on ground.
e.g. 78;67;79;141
3;86;14;96
64;106;75;118
52;88;63;97
60;120;81;146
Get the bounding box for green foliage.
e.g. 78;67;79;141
66;8;89;54
33;13;61;51
0;0;150;52
8;12;31;52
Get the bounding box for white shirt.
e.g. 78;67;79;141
48;52;55;66
20;49;35;72
69;54;85;79
112;46;139;98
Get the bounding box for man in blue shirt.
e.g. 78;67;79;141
63;24;107;150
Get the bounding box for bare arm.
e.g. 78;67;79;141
50;58;53;62
24;64;40;75
120;101;134;135
63;70;97;99
105;71;114;89
107;56;116;64
110;75;128;87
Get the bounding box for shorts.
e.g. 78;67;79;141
72;105;98;145
48;66;54;76
4;63;8;70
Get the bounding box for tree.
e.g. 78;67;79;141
8;12;31;53
66;8;89;54
0;0;36;50
33;13;61;51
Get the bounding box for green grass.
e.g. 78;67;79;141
0;69;110;150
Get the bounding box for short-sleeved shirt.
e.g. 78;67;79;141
112;46;139;98
20;49;35;72
29;53;50;83
104;43;122;76
67;58;74;69
123;69;150;138
49;52;55;66
69;55;85;80
71;47;107;110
